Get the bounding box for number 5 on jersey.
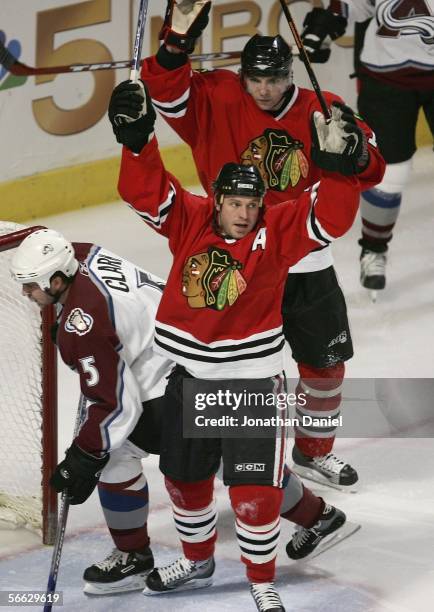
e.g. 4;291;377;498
79;356;99;387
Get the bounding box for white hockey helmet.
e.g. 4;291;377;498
11;229;78;291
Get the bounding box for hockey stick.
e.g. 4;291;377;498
0;42;245;77
279;0;331;120
43;394;87;612
114;0;149;125
129;0;149;83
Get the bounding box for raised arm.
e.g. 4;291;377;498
109;82;207;252
275;102;371;263
140;1;218;148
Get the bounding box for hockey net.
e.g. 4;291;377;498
0;221;57;545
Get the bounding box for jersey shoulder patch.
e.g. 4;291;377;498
65;307;94;336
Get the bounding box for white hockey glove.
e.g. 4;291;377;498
160;0;211;54
108;80;156;154
311;101;369;175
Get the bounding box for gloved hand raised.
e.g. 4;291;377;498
301;7;347;63
160;0;211;54
311;101;369;176
50;441;109;505
108;80;156;154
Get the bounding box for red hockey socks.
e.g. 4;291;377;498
229;484;282;583
295;361;345;457
165;475;218;561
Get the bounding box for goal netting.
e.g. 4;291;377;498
0;221;57;544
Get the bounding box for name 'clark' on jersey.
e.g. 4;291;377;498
330;0;434;89
118;136;361;380
56;243;173;455
140;55;384;273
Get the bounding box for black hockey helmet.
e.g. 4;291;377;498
212;163;266;206
241;34;292;78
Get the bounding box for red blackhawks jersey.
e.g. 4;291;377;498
56;243;173;455
140;56;384;273
118;136;361;379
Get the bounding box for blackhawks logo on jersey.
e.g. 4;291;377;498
182;247;247;310
241;128;309;191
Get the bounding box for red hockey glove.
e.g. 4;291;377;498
159;1;211;54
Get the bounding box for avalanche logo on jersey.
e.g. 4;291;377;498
182;247;246;310
65;307;94;336
241;128;309;191
377;0;434;45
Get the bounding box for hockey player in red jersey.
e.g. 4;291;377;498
301;0;434;295
111;0;385;492
10;229;173;595
110;74;365;609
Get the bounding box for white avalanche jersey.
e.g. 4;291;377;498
334;0;434;80
57;243;173;454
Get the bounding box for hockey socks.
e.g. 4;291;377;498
98;473;150;551
230;484;282;583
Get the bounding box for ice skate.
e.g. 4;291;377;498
360;248;387;301
292;446;359;492
143;555;215;594
286;504;349;560
250;582;286;611
83;546;154;594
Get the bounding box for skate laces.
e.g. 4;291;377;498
157;556;195;586
251;582;282;610
313;452;346;474
291;526;312;550
95;548;129;571
361;251;386;276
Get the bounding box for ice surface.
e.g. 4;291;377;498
0;147;433;611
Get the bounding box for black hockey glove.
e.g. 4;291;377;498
50;442;109;505
301;7;347;63
311;101;369;176
108;80;156;154
159;0;211;54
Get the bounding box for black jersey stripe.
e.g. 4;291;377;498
155;336;285;363
155;326;283;353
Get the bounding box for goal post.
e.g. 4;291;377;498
0;222;58;545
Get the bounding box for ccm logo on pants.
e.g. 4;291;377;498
235;463;266;472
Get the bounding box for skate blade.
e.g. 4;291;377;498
83;572;149;595
308;521;361;560
291;464;359;493
143;576;213;596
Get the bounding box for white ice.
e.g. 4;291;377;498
0;147;433;611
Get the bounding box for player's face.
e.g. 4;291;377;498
21;283;53;307
244;75;291;111
218;196;261;239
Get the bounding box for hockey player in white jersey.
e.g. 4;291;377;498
10;228;174;595
301;0;434;296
